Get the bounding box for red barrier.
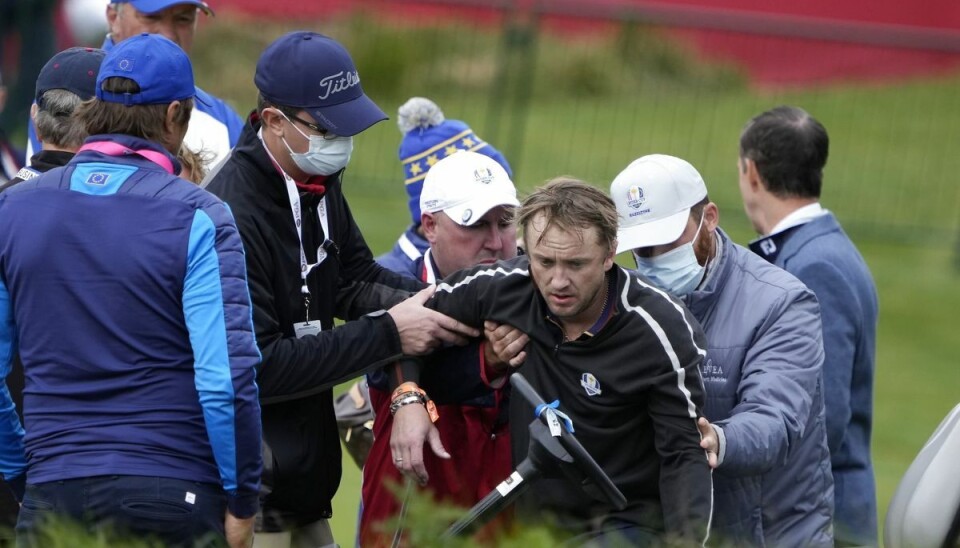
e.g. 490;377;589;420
210;0;960;85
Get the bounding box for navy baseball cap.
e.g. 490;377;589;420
36;47;106;107
255;31;387;137
97;33;196;106
114;0;213;16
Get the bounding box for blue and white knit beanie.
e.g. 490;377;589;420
398;97;512;226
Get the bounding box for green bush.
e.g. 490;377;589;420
192;11;744;110
5;516;168;548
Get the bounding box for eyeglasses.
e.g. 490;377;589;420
280;110;338;141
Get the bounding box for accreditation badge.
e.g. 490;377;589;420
293;320;322;338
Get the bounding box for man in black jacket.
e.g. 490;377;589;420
425;178;714;544
204;31;478;546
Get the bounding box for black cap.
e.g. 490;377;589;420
36;47;107;108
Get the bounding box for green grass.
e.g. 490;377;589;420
186;13;960;545
194;13;960;240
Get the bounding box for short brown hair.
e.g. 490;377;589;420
75;77;192;145
689;196;710;221
256;93;300;121
517;177;618;252
739;105;828;199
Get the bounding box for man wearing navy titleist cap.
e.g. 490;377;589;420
25;0;243;173
205;32;478;547
0;34;262;548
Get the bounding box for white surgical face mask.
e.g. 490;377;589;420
278;111;353;176
633;213;706;297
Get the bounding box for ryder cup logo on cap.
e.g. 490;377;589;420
626;185;645;209
474;168;494;185
611;154;707;254
96;33;196;106
255;31;387;137
420;151;519;227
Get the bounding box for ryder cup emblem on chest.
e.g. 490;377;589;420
580;372;602;396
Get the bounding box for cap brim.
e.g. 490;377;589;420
616;208;690;254
133;0;213;16
443;195;520;227
305;93;387;137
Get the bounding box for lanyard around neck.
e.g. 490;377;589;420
284;171;329;297
259;128;330;299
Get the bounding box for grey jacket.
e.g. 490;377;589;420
683;229;834;547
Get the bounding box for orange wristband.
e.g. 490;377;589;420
392;382;420;401
425;399;439;423
391;382;440;423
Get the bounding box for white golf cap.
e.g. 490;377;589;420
611;154;707;254
420;150;519;226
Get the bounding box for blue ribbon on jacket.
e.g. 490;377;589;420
535;400;575;434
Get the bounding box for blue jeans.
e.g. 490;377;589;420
16;475;227;547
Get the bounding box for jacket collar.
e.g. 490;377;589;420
419;249;442;284
750;213;841;264
28;150;75;172
683;228;734;315
768;202;827;235
72;134;181;174
542;265;622;341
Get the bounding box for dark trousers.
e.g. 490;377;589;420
16;475;227;547
567;521;660;547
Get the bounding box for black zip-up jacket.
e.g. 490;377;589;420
426;256;714;542
205;114;422;528
0;149;75;191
